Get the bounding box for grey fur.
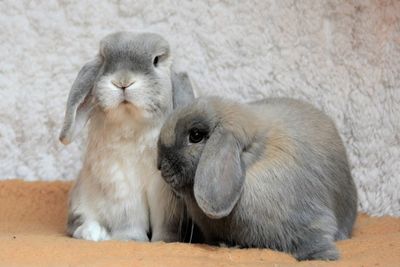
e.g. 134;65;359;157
194;129;245;219
59;31;172;144
67;213;84;236
59;57;102;144
171;72;195;108
157;96;358;261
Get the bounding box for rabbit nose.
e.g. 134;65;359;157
111;80;135;90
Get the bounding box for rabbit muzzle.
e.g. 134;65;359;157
95;72;168;119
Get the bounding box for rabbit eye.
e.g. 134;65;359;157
189;128;207;144
153;56;159;67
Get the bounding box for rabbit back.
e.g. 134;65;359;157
179;97;357;257
248;98;357;239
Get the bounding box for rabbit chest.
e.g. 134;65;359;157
82;119;162;226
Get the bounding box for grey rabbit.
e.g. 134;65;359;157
60;31;194;242
157;96;357;260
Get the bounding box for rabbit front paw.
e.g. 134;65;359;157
73;221;110;241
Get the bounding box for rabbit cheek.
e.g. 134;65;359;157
159;154;192;193
159;160;184;190
95;75;125;110
124;75;171;118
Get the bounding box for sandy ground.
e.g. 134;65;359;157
0;180;399;267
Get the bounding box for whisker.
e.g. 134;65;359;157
189;220;194;244
183;207;190;242
178;205;184;241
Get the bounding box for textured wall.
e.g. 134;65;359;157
0;0;399;216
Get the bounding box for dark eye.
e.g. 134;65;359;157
153;56;159;67
189;128;207;144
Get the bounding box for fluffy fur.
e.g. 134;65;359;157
62;32;188;242
157;97;358;260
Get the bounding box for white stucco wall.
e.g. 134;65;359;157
0;0;399;216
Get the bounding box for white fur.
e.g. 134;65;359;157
66;40;178;242
96;71;171;116
73;221;110;241
70;104;174;241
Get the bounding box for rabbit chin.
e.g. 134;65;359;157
103;101;157;124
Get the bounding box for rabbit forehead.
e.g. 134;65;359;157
100;31;170;57
160;101;214;147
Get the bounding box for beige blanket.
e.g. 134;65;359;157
0;180;398;266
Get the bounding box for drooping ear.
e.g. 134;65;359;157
171;72;195;109
194;127;245;219
59;57;102;145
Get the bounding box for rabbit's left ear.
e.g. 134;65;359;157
194;127;245;219
171;72;195;109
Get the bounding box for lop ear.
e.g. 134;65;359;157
59;57;102;145
171;72;195;109
194;127;245;219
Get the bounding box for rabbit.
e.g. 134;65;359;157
157;96;358;260
59;31;194;242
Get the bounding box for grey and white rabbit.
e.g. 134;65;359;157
59;31;194;242
157;97;357;260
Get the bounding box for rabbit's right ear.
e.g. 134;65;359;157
59;57;102;145
194;127;245;219
171;72;195;108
